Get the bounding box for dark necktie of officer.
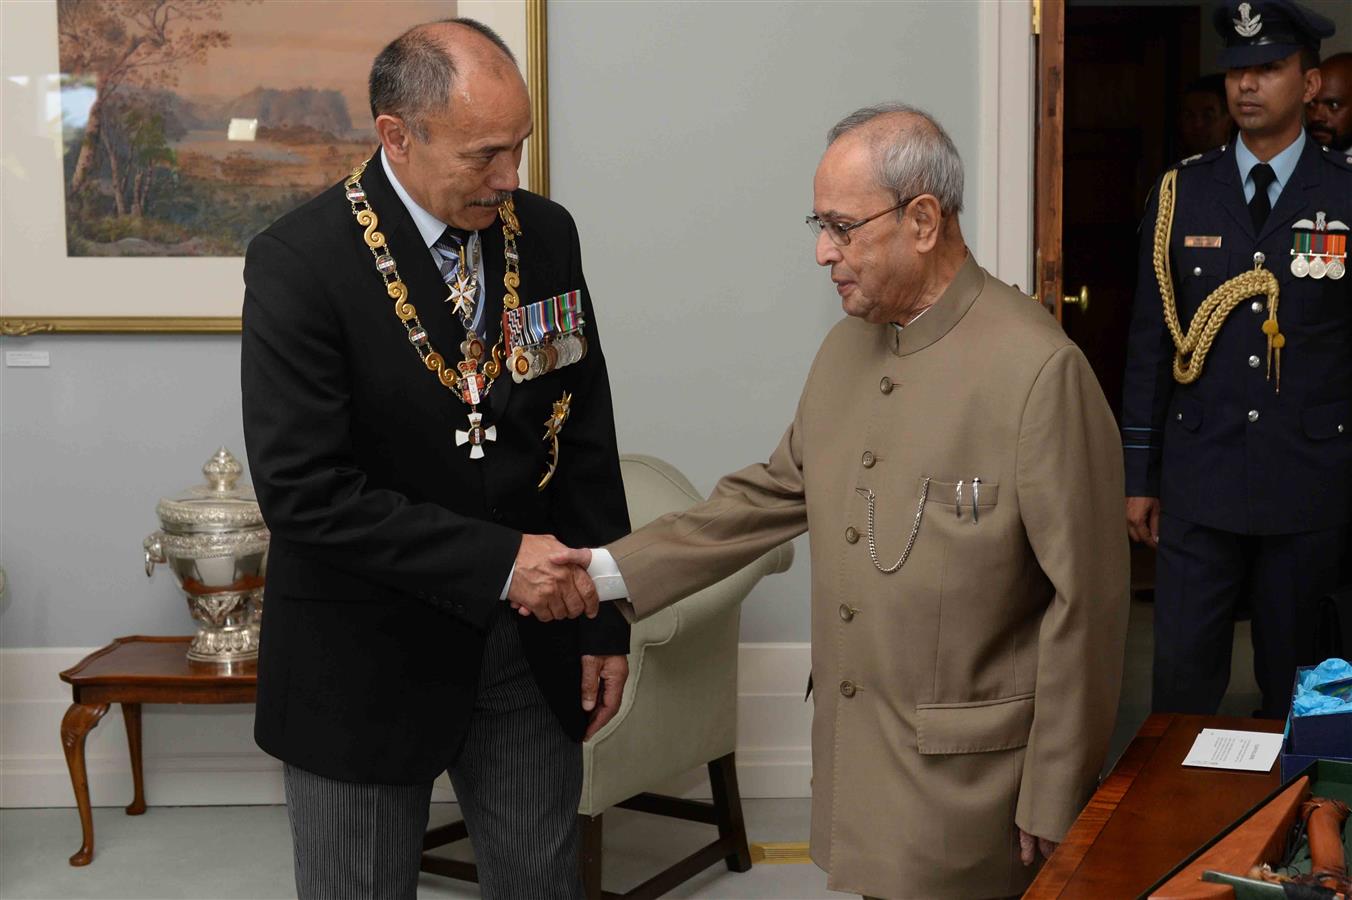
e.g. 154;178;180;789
1248;163;1277;232
432;225;487;339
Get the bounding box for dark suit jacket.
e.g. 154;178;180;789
241;154;631;784
1122;137;1352;535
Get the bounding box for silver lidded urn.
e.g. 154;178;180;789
143;448;269;663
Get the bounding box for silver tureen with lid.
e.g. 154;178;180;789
143;448;269;663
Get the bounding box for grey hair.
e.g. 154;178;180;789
827;103;965;216
368;18;515;142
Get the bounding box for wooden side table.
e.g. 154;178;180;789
58;635;257;866
1024;713;1285;898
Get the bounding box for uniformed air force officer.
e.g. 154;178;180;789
1123;0;1352;719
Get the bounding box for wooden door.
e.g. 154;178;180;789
1060;4;1199;420
1035;1;1201;594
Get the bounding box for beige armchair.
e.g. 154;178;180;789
422;453;795;899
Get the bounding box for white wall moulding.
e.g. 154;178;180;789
1;644;811;808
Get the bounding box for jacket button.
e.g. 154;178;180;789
1192;266;1203;276
839;680;857;698
839;603;856;622
879;377;894;395
861;451;876;468
1251;301;1264;313
1339;425;1346;434
1248;355;1261;368
1248;410;1260;423
1253;252;1265;265
845;526;860;544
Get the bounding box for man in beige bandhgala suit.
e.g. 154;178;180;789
558;104;1130;899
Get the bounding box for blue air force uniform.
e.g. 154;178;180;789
1122;0;1350;718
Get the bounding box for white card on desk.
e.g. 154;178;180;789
1181;728;1283;772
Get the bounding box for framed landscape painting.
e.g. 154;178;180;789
1;0;548;334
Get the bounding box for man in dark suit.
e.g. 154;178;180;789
241;18;630;900
1123;0;1350;719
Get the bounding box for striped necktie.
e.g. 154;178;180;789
432;226;487;339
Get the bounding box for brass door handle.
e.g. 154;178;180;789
1063;285;1090;312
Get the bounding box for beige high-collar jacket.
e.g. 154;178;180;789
610;256;1129;899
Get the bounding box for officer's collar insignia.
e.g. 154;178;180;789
1233;2;1262;38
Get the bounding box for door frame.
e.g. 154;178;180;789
975;0;1039;296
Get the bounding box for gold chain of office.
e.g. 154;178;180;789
343;159;521;400
1153;168;1284;391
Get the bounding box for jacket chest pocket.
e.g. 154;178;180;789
1288;270;1352;326
1174;248;1225;317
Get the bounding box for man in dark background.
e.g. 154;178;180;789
1180;73;1236;156
1309;51;1352;151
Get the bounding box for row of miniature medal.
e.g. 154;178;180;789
1290;211;1348;280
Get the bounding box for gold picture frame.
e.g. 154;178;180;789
0;0;550;336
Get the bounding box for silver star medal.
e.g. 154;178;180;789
455;411;496;460
448;269;477;318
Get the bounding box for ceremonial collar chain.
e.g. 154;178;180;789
344;159;522;458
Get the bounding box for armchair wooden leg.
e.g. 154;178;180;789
708;752;752;872
579;813;604;900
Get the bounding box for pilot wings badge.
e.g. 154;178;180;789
1233;3;1262;38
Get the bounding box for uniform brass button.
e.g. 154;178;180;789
1248;355;1261;368
879;377;894;395
1193;266;1203;276
839;680;857;698
1253;251;1266;265
839;604;855;622
1251;301;1264;313
845;526;859;544
1248;409;1260;423
862;451;876;468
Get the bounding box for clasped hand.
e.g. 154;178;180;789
507;535;597;622
508;539;621;738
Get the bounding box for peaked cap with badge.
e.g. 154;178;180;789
1214;0;1335;69
1121;0;1352;721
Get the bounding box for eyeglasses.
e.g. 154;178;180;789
806;196;917;246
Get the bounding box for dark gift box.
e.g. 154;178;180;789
1279;666;1352;783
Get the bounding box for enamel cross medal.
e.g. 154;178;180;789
448;267;477;317
454;360;495;459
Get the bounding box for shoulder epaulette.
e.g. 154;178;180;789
1318;144;1352;172
1172;145;1226;171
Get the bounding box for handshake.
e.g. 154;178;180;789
506;533;601;622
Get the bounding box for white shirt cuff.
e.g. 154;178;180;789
587;548;629;602
500;563;515;601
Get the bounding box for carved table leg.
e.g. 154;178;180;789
122;703;146;815
61;702;110;866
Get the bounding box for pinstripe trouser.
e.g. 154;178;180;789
283;606;584;900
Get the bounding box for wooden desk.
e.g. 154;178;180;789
58;636;257;866
1025;713;1285;899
